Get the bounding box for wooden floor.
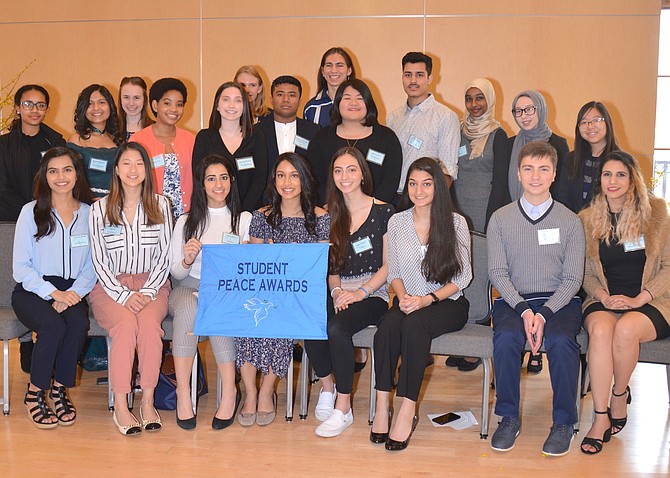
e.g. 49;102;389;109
2;340;669;478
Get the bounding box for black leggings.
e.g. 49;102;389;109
304;295;388;394
374;295;469;401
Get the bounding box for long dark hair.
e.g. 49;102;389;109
568;101;620;180
118;76;154;138
317;47;356;93
33;146;93;240
207;81;253;139
73;84;121;143
105;142;164;226
183;154;243;242
11;84;50;132
330;78;378;127
327;147;373;273
398;157;462;284
265;152;318;237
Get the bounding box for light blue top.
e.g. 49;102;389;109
13;200;97;300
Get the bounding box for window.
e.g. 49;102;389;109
654;9;670;199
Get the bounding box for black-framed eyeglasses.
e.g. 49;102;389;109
578;117;605;128
20;100;48;111
511;106;537;117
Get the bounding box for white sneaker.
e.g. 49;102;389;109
315;409;353;437
314;386;337;421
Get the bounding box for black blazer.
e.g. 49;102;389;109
257;114;320;173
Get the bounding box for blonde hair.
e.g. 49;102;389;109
585;151;651;245
234;65;268;118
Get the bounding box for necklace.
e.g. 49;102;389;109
91;126;105;135
346;138;360;149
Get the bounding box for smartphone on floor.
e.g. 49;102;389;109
432;412;461;425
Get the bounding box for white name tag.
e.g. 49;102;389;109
89;158;107;172
408;134;423;149
623;235;645;252
103;225;122;235
458;145;468;157
294;135;310;150
351;236;373;254
366;148;385;166
152;155;165;168
236;156;255;170
538;228;560;245
222;233;240;244
70;234;89;248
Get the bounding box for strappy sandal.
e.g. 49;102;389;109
49;385;77;426
610;385;632;435
580;410;611;454
24;387;58;429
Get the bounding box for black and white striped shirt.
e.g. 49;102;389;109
89;194;172;304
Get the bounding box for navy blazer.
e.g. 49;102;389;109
257;114;320;173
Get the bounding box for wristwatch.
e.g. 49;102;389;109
429;292;439;304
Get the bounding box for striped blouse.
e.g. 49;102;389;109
89;194;173;304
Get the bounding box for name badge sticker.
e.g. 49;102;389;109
294;135;310;150
152;155;165;169
89;158;107;172
366;148;386;166
103;225;123;235
623;235;645;252
222;233;240;244
70;234;89;248
236;156;255;170
408;135;423;149
351;236;373;254
458;145;468;157
537;228;560;246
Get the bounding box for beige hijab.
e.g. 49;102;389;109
461;78;501;159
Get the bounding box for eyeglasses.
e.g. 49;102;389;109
20;100;48;111
578;117;605;128
511;106;537;117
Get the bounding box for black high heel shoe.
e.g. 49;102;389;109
580;410;612;454
610;385;632;435
212;389;242;430
176;389;196;430
370;410;392;444
385;415;418;451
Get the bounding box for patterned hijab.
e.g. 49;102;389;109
508;90;553;200
461;78;501;159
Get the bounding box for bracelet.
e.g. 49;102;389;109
359;286;370;299
183;258;194;268
330;286;342;297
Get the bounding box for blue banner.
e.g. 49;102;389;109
194;243;329;339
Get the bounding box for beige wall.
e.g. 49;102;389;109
0;0;660;176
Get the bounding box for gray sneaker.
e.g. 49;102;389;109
490;416;521;452
542;424;574;456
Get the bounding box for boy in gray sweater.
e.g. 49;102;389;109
487;140;585;456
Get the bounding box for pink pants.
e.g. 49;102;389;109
89;272;171;394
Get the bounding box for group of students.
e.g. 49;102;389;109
1;47;669;458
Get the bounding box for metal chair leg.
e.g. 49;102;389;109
481;358;491;439
368;345;376;425
299;346;310;419
190;351;199;415
2;339;9;415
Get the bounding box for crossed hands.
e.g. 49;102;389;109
522;309;545;355
51;290;82;313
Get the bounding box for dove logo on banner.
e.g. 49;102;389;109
194;243;329;339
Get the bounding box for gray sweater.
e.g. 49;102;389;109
487;200;585;320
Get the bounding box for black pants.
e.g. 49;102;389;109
12;276;89;390
304;295;388;394
374;295;469;401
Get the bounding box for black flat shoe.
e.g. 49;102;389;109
385;415;418;451
354;361;367;373
176;414;197;430
212;389;242;430
370;410;392;444
580;410;611;455
527;353;543;374
458;357;482;372
610;385;632;435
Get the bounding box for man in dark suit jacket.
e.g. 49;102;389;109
258;76;320;173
